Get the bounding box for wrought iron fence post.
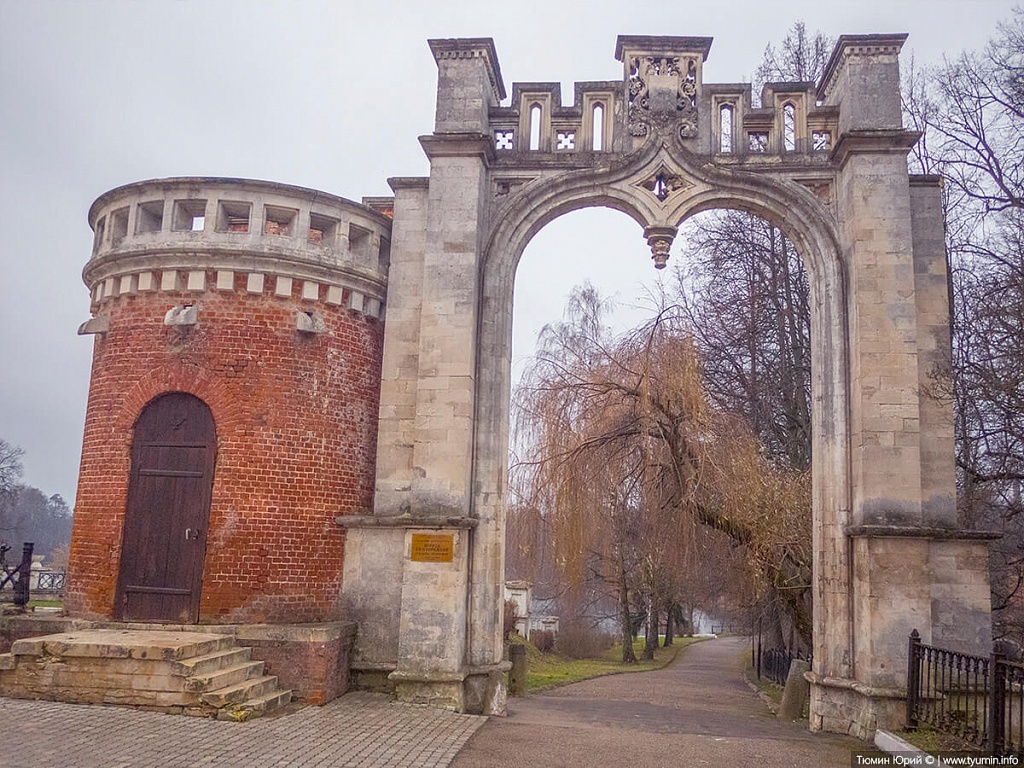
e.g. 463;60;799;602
907;629;921;728
13;541;33;607
989;648;1007;755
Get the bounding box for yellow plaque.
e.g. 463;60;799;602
410;533;454;563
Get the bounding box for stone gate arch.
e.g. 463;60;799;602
340;34;995;738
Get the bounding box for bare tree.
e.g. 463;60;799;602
0;439;24;497
511;286;813;656
754;22;833;102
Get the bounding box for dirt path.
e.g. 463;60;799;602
452;636;866;767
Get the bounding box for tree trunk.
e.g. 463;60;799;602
619;563;637;663
644;602;658;660
663;604;675;646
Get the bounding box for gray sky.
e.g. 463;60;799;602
0;0;1015;505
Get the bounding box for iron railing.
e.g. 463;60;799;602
35;570;66;593
0;542;33;606
907;629;1024;755
755;644;811;686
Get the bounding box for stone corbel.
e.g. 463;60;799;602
77;317;110;336
297;311;325;334
163;304;198;326
644;225;677;269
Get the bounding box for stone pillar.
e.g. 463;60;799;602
342;38;509;714
809;35;994;738
373;177;430;516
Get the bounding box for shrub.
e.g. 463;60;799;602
554;621;614;659
530;629;555;653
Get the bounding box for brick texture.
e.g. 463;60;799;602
66;270;383;623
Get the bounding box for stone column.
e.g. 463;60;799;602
809;35;994;738
345;38;509;714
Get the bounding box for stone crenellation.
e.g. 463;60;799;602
84;177;391;317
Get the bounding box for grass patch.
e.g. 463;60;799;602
742;655;785;705
27;599;62;609
515;635;704;692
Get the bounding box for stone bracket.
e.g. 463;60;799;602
77;317;110;336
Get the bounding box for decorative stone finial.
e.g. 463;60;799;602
644;225;677;269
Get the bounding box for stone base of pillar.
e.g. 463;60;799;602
464;662;511;715
808;672;906;740
387;662;511;715
389;669;467;711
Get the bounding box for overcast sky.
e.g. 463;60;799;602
0;0;1015;506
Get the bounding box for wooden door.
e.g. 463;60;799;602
116;392;216;622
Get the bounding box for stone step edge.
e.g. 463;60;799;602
216;689;294;722
172;646;253;676
11;633;235;662
201;675;279;708
184;660;265;692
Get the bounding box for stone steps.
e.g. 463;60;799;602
216;687;294;722
201;674;279;708
174;646;253;677
0;629;291;719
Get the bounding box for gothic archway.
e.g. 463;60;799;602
342;34;993;738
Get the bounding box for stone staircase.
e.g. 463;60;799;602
0;629;291;721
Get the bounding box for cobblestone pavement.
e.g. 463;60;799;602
0;691;486;768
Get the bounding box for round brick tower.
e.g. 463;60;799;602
67;178;391;625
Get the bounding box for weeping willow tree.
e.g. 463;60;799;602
510;285;813;660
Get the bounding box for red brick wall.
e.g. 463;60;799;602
66;271;383;623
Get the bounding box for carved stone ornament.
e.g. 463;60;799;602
627;55;698;140
644;226;677;270
637;167;693;202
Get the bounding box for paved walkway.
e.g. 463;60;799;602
0;691;485;768
452;636;867;768
1;637;869;767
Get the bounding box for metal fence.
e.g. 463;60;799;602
906;629;1024;755
35;570;66;593
754;642;811;686
0;542;33;606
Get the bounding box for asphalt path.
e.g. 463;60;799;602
451;636;868;767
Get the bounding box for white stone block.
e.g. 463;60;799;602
119;275;134;295
216;270;234;290
104;277;115;299
163;304;198;326
246;273;265;294
275;276;293;297
302;281;319;301
326;285;344;305
187;270;205;291
137;272;154;292
160;270;177;291
349;291;365;313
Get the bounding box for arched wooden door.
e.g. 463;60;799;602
116;392;216;622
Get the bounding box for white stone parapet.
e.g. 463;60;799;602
83;177;392;316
